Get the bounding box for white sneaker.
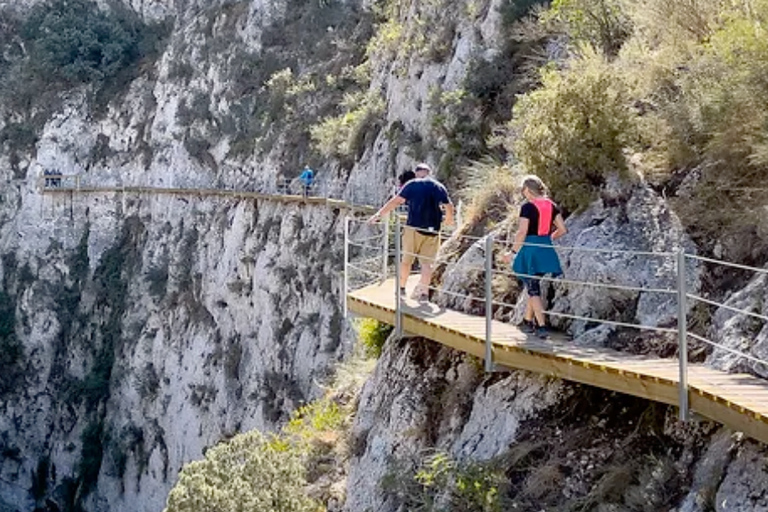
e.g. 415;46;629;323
409;284;428;301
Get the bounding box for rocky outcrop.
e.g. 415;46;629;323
436;180;701;347
345;332;768;512
707;273;768;379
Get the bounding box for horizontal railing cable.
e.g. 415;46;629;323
686;293;768;324
492;238;676;258
347;263;384;279
687;332;768;368
489;297;678;334
686;253;768;275
492;268;676;295
347;241;386;253
350;233;385;244
426;285;485;303
351;255;385;267
349;278;383;290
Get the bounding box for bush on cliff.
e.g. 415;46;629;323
509;51;634;212
164;430;321;512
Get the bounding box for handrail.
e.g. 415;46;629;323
494;268;677;295
688;332;768;368
687;293;768;323
686;253;768;275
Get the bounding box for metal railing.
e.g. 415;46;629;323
343;216;768;421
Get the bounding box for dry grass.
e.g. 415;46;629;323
459;158;523;226
523;463;564;500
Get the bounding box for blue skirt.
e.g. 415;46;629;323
512;235;563;278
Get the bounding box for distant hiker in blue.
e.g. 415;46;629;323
299;166;314;197
504;175;567;339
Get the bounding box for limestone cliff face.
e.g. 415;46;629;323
346;333;768;512
0;189;349;511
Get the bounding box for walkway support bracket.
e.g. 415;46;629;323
381;213;389;283
677;249;689;421
484;234;494;372
394;215;403;337
343;216;350;319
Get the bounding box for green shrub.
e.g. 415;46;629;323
509;52;634;211
23;0;147;85
310;90;385;165
544;0;632;57
354;317;393;358
383;450;508;512
460;159;522;224
164;431;322;512
286;400;345;441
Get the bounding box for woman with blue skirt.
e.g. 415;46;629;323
504;175;567;339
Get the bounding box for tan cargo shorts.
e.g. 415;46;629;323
402;226;440;266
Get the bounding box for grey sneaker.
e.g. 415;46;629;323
536;326;549;339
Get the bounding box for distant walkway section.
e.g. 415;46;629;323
37;172;376;213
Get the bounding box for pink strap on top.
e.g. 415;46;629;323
531;198;553;236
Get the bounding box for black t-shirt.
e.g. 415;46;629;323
520;199;561;236
399;178;451;233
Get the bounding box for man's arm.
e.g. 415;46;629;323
368;195;405;223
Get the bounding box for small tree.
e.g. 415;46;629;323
509;52;634;211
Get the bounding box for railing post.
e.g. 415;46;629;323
677;249;689;421
381;213;389;282
394;214;402;338
485;234;494;372
343;216;350;319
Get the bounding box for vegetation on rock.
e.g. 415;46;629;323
507;0;768;253
164;351;375;512
353;317;393;358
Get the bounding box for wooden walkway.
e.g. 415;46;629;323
348;278;768;445
39;184;376;214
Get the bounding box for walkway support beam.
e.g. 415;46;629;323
381;214;389;282
485;234;494;372
677;249;689;421
394;215;402;337
343;216;350;319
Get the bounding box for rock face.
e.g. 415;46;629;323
345;336;768;512
549;181;701;340
0;191;349;511
707;273;768;379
